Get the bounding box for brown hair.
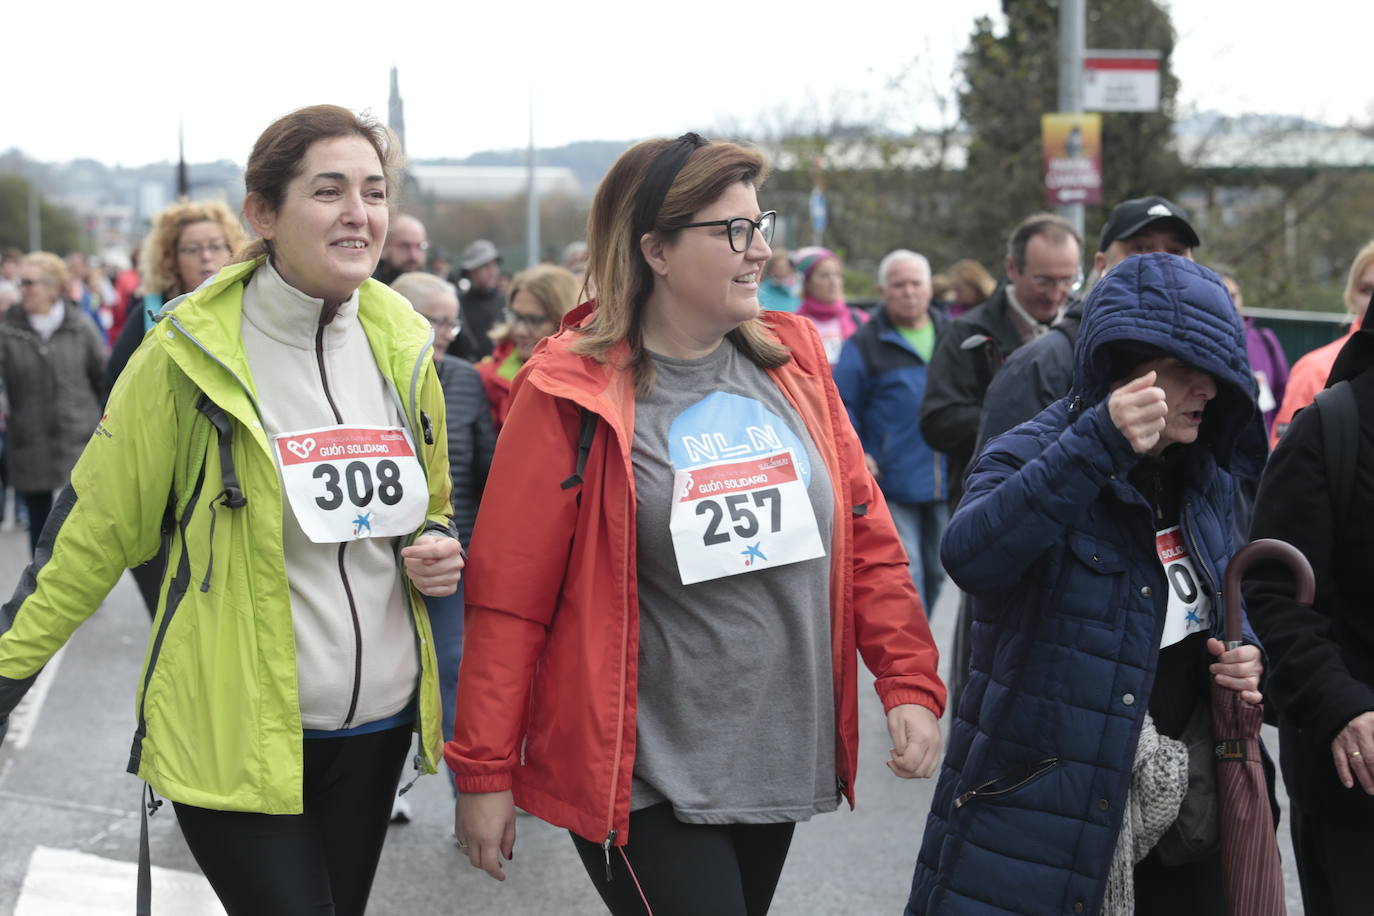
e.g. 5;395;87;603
491;264;580;345
576;137;789;393
236;105;402;263
140;199;247;297
1006;213;1082;272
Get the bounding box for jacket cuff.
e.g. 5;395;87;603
876;685;945;719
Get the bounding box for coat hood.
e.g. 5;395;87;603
1071;253;1261;471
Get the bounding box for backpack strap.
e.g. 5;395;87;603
560;406;599;493
195;395;248;510
1314;380;1357;527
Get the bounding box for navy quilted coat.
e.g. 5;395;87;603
904;255;1265;916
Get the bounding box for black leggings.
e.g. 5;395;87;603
21;490;53;555
570;802;795;916
173;724;411;916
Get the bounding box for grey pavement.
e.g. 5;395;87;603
0;526;1303;914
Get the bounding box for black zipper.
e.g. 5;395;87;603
316;317;364;728
127;458;208;774
953;757;1059;809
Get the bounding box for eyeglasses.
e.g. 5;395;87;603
1029;271;1084;293
679;210;776;253
178;241;230;257
18;278;43;287
423;314;460;334
506;310;552;329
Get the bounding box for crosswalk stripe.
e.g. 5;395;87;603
15;846;224;915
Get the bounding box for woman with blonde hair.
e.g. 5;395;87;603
450;133;944;914
475;262;579;430
947;258;996;318
105;199;246;390
1270;239;1374;446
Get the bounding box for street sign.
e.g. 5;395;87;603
1042;113;1103;207
1084;50;1161;112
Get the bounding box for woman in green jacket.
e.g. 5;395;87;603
0;105;464;916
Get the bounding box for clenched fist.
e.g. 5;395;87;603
1109;371;1168;455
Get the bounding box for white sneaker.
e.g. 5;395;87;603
390;794;412;824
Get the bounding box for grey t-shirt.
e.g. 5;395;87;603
630;340;838;824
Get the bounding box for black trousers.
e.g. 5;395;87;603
173;724;411;916
20;489;52;555
1290;794;1374;915
571;801;795;916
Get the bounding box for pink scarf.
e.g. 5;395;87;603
798;295;864;338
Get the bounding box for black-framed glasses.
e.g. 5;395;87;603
679;210;776;253
504;309;552;329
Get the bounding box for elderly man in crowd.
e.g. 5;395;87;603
834;249;948;612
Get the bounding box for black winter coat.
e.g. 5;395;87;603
1245;331;1374;820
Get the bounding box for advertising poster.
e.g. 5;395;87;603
1042;113;1102;207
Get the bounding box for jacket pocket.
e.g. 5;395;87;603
1050;531;1126;626
953;756;1059;810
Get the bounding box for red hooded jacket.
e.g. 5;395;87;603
446;304;946;848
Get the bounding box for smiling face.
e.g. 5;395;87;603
1130;356;1218;454
246;135;389;303
649;181;772;338
175;220;231;294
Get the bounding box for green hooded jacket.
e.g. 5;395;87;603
0;257;453;813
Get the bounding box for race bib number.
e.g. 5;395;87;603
1155;525;1212;648
669;448;825;585
274;425;429;544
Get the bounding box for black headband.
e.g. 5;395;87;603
632;132;708;241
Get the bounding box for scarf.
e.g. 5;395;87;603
1102;713;1190;916
798;296;860;338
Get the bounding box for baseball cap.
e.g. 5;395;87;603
1097;196;1200;252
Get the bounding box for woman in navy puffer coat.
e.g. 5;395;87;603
905;254;1267;915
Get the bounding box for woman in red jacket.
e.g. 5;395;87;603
448;134;945;915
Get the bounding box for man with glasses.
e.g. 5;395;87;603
920;213;1083;506
373;214;429;286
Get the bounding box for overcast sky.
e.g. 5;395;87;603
5;0;1371;167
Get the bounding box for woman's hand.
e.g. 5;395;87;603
885;704;942;779
1108;371;1167;454
401;534;464;596
1206;637;1263;706
456;790;517;881
1332;711;1374;794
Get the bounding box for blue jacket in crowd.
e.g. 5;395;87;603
905;255;1265;915
833;307;948;506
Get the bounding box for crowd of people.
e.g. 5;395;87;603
0;105;1370;916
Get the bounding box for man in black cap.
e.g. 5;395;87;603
452;239;505;362
977;196;1200;446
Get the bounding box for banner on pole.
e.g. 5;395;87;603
1042;113;1102;207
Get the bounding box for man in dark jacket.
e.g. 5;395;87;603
977;196;1200;448
834;250;948;612
451;239;506;363
1244;304;1374;915
907;254;1266;916
919;214;1082;504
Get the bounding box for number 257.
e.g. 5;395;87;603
697;487;781;546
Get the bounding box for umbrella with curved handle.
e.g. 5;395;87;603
1214;537;1314;916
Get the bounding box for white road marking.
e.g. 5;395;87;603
15;846;224;915
7;644;68;750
